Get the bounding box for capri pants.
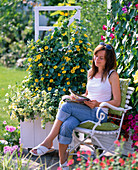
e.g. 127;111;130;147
56;102;107;145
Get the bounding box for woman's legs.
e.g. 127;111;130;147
31;119;63;154
59;143;68;164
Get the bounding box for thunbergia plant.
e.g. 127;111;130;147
100;0;137;151
5;19;92;127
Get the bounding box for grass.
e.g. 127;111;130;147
0;65;27;139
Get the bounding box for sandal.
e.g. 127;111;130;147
30;145;54;156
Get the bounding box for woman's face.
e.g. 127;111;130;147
93;50;106;69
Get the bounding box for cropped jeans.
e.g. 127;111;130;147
56;102;107;145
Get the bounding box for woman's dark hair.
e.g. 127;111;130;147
89;44;117;81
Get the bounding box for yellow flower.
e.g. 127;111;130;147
64;13;68;16
66;3;71;6
35;58;38;62
75;45;79;49
36;39;40;43
53;65;57;69
44;46;48;50
87;43;91;46
35;79;39;83
67;81;70;85
35;87;39;91
50;79;53;83
49;29;52;31
61;67;64;70
58;73;61;76
75;31;78;34
62;33;66;36
28;58;32;62
63;88;66;92
40;48;44;52
51;36;53;39
134;70;138;83
79;40;83;43
87;48;92;52
48;87;52;91
62;70;66;74
76;48;80;51
82;83;86;87
31;46;35;50
71;70;75;74
60;12;64;15
66;78;69;80
76;65;80;69
65;57;71;62
46;73;49;76
81;69;85;72
68;50;72;53
72;38;75;41
83;46;87;49
38;63;43;67
84;34;88;37
36;54;41;59
41;77;44;81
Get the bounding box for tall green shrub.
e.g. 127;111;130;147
0;0;36;67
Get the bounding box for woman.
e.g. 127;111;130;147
30;42;121;169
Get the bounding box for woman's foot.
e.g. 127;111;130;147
30;141;53;155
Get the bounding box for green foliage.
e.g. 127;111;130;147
79;0;107;50
0;0;36;67
102;0;137;150
26;20;91;95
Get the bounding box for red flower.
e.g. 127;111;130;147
116;21;119;24
86;160;90;166
132;160;136;164
119;158;125;166
101;35;105;41
57;167;62;170
109;158;114;162
111;27;115;32
128;114;133;120
108;166;113;170
100;162;106;169
106;159;110;166
135;15;138;21
102;25;107;30
132;153;136;158
109;33;115;40
102;156;105;161
77;157;81;161
128;153;131;157
114;140;120;146
77;151;80;157
122;137;126;142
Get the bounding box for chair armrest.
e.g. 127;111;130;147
99;102;125;112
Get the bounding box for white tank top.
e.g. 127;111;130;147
86;70;114;114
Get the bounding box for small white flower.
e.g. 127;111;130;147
48;106;52;111
8;85;11;89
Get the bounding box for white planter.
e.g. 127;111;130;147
20;117;59;149
20;117;76;150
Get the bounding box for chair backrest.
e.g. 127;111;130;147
109;78;134;116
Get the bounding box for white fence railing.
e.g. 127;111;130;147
34;6;81;41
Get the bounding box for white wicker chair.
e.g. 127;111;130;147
69;80;134;158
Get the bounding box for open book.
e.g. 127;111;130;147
63;89;90;104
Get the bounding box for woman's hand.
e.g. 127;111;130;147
62;95;76;101
84;100;99;109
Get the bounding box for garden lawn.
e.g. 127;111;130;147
0;65;27;139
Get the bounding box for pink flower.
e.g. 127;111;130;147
114;140;120;146
5;125;16;132
134;126;138;131
122;6;127;13
93;158;99;163
3;121;7;125
77;157;81;161
67;159;74;166
135;15;138;21
101;35;105;41
128;114;133;120
111;27;115;32
57;167;62;170
4;146;12;154
85;150;91;156
109;33;115;40
77;151;80;157
76;168;81;170
81;151;85;154
86;160;90;166
135;115;138;120
135;141;138;146
102;156;105;161
132;135;138;141
102;25;107;31
135;4;138;10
